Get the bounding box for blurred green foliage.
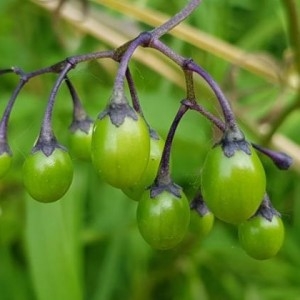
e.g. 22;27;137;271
1;0;300;299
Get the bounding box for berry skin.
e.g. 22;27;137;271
238;214;285;260
0;152;12;178
137;188;190;250
91;113;150;189
189;192;214;236
123;132;165;201
69;126;93;161
23;148;73;203
201;145;266;224
190;209;214;237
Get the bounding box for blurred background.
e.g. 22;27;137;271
0;0;300;299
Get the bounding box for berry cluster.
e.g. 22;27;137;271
0;0;292;259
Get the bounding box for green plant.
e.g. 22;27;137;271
0;0;292;254
1;0;300;299
201;141;266;224
137;186;190;250
23;147;73;203
91;98;150;189
238;195;285;260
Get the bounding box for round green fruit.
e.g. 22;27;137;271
137;189;190;250
91;114;150;189
23;148;73;203
238;214;284;260
201;145;266;224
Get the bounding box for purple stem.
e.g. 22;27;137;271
155;103;189;185
39;64;73;142
185;61;237;130
149;40;232;131
0;51;115;139
65;77;88;121
0;80;26;142
151;0;201;39
150;39;185;65
182;99;225;131
113;33;151;94
38;51;116;142
112;1;201;99
125;68;143;115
